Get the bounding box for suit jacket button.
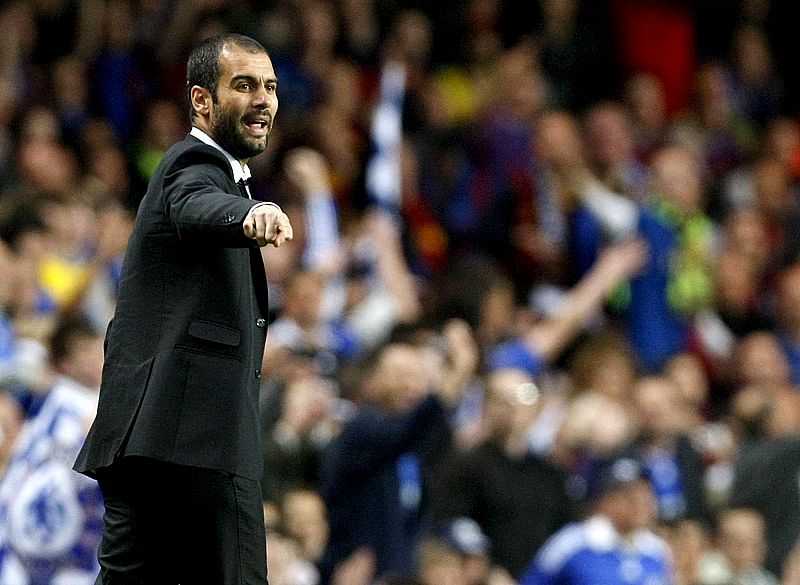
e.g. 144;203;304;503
255;368;261;380
256;318;266;328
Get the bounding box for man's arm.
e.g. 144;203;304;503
524;238;647;363
163;152;292;248
323;394;448;479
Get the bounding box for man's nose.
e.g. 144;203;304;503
252;84;271;109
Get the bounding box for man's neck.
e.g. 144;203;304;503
189;126;250;180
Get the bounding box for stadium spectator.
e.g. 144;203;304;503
319;321;477;582
3;2;800;583
728;385;800;576
519;456;672;585
697;508;780;585
431;366;573;579
0;316;104;584
629;375;710;523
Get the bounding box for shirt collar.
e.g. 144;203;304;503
585;515;663;555
190;126;251;183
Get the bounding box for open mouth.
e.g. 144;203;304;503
243;116;270;136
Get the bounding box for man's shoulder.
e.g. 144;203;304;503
632;529;671;561
535;517;666;571
534;522;590;573
158;135;231;178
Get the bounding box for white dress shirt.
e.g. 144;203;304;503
189;126;281;217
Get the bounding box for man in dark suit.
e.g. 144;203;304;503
73;33;292;584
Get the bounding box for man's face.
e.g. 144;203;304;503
602;479;658;535
58;334;105;390
209;44;278;162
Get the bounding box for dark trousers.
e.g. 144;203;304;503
94;456;268;585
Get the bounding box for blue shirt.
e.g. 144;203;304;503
520;517;672;585
626;208;691;373
486;338;544;376
640;448;687;522
778;333;800;385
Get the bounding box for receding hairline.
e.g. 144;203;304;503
215;42;276;86
219;38;270;58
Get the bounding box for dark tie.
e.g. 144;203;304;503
237;178;251;198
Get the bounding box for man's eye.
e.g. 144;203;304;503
238;83;251;91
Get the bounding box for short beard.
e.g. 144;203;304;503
210;102;268;161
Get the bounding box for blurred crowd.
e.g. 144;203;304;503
1;0;800;584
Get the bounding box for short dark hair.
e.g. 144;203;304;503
49;316;100;366
0;199;45;251
186;33;269;121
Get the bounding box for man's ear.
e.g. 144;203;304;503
190;86;212;117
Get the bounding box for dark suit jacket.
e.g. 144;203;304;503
730;437;800;576
74;134;270;481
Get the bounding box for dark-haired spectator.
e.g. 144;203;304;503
260;371;338;508
624;73;669;160
320;321;478;582
763;118;800;183
583;101;649;204
730;26;784;127
732;332;792;390
567;329;638;403
674;62;759;193
129;99;187;201
519;456;671;585
750;156;800;269
90;0;156;143
52;55;91;147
